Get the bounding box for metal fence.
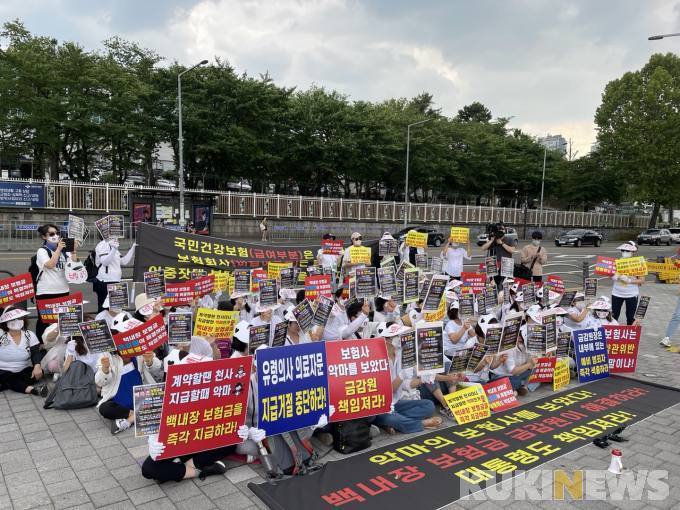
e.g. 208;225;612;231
1;178;648;229
0;220;135;251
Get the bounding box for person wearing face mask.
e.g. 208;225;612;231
442;238;471;280
565;293;592;329
373;296;401;324
520;231;548;283
93;233;136;312
588;297;618;327
611;242;644;326
342;232;366;273
34;224;77;341
323;296;370;341
0;308;47;396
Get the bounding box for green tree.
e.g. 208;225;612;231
595;53;680;226
456;101;492;123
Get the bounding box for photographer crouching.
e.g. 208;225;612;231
481;222;516;288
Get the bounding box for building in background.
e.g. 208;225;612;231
538;134;568;155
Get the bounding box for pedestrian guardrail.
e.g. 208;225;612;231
0;178;647;229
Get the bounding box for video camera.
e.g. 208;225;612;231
485;222;506;240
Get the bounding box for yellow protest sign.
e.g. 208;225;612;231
449;227;470;243
615;256;648;277
193;308;239;338
646;262;671;273
225;272;235;294
405;230;428;249
424;296;446;322
443;385;491;425
268;261;292;281
210;271;229;291
553;358;570;391
349;246;371;265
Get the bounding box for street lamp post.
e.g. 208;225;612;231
178;59;208;226
404;118;432;226
648;33;680;40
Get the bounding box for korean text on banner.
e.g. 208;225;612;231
305;274;332;301
444;385;491;425
37;292;83;323
348;246;371;265
405;230;427;249
0;273;35;307
193;308;239;338
322;239;344;256
268;262;292;281
449;227;469;243
157;357;252;460
461;272;486;294
163;281;197;307
113;315;168;357
594;256;616;276
528;357;557;383
257;342;329;435
553;358;570;391
482;377;519;412
134;383;165;438
604;325;641;373
326;338;392;422
415;322;445;376
573;327;610;383
615;256;648;277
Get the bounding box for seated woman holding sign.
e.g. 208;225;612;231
96;317;163;434
489;313;536;396
373;327;442;434
0;308;47;397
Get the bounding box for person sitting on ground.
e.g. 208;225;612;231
96;346;163;434
589;296;618;327
0;308;47;397
95;296;131;329
565;292;592;330
323;292;369;341
443;301;475;356
489;314;536;396
373;296;401;324
63;333;99;374
372;331;442;434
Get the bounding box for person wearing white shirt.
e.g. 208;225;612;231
0;308;47;396
34;224;77;340
565;292;593;330
322;300;369;341
317;233;343;272
63;335;99;373
588;297;619;328
611;242;644;326
373;296;402;324
441;240;471;279
93;237;136;312
443;302;475;356
489;334;536;395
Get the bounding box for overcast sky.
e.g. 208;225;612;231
3;0;679;156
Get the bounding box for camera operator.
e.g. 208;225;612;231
481;223;516;287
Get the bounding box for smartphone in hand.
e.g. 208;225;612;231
63;238;76;252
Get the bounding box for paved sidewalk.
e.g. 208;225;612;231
1;281;679;510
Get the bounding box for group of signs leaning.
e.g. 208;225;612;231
0;221;654;460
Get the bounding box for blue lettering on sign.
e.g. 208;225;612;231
573;327;610;383
257;342;329;436
0;183;45;208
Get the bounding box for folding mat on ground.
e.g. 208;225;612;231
249;376;680;510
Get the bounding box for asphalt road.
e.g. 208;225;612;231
0;241;676;316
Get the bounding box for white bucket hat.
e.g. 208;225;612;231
616;241;638;252
233;320;251;344
0;308;29;323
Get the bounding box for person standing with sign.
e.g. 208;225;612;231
441;239;471;280
611;242;644;326
520;231;548;283
480;224;515;288
0;308;47;396
93;235;136;312
34;224;77;341
342;232;366;271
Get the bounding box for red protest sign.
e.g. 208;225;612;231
529;357;557;383
545;275;564;294
36;292;83;323
113;315;169;357
322;239;344;256
0;273;35;307
157;357;252;460
604;325;641;373
304;274;332;301
594;256;616;276
163;281;197;307
251;268;267;293
483;377;520;412
461;272;486;294
326;338;392;422
193;275;215;297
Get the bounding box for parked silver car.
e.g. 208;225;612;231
637;228;672;246
476;227;519;247
669;228;680;244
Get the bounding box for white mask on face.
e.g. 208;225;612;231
596;310;609;319
532;240;541;247
48;235;60;243
7;320;23;331
338;298;348;307
556;316;564;327
621;251;633;258
450;242;459;248
109;239;120;249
